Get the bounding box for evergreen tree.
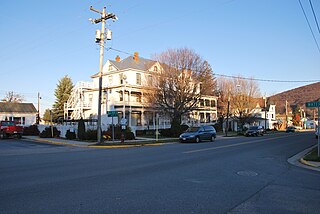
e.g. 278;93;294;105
42;109;52;124
52;75;73;122
77;118;86;140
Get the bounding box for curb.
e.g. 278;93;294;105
24;137;163;149
299;158;319;168
88;143;163;149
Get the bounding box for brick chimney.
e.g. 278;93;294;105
133;52;139;62
115;55;120;62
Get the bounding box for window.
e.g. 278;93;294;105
136;73;141;85
147;75;153;85
119;74;123;84
200;99;204;107
89;94;93;104
108;65;113;71
119;91;123;101
136;94;142;102
153;66;158;71
205;99;210;106
211;100;216;107
108;75;113;85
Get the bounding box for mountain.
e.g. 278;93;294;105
268;82;320;115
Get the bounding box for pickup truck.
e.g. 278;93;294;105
0;121;23;139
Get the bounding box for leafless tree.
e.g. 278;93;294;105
149;48;216;130
217;76;261;128
1;91;24;103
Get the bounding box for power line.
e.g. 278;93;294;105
298;0;320;54
309;0;320;34
215;73;320;83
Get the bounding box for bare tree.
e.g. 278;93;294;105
1;91;24;103
149;48;216;131
217;76;260;128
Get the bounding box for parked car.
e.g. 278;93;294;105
179;125;216;143
0;121;23;139
286;126;297;133
316;129;319;139
245;126;264;137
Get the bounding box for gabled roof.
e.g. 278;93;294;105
0;102;37;113
109;56;157;71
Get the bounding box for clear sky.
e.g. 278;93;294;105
1;0;319;114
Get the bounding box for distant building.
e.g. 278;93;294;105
0;102;37;126
224;101;277;132
64;53;218;134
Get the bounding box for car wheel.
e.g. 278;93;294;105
260;133;264;136
211;135;215;142
195;136;200;143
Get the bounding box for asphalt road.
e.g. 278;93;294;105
0;132;319;214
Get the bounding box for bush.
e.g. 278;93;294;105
39;126;60;138
77;118;86;140
84;129;98;141
105;125;135;140
65;130;76;140
23;125;40;136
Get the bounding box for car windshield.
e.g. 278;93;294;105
249;126;259;130
2;121;14;126
186;127;200;132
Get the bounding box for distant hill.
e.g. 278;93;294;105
268;82;320;115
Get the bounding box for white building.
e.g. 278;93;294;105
64;53;218;134
0;102;37;126
251;103;277;129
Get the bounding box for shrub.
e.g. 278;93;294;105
23;125;40;136
65;130;76;140
77;118;86;140
39;126;60;138
105;125;135;140
84;129;98;141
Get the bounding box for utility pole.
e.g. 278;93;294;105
225;95;230;137
37;92;41;124
285;100;288;128
90;5;117;144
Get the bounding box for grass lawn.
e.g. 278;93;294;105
304;148;320;162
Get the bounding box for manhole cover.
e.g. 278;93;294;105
237;171;258;177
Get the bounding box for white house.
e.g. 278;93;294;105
64;53;218;134
0;102;37;126
224;102;277;132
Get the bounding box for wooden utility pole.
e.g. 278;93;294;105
89;6;117;143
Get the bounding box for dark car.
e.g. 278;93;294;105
245;126;264;137
179;125;216;143
286;126;297;133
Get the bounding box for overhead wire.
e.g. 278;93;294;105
308;0;320;34
298;0;320;54
215;73;320;83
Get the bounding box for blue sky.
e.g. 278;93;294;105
0;0;319;114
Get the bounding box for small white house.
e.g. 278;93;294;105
0;102;37;126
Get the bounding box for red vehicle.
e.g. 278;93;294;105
0;121;23;139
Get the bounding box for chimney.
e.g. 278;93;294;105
115;55;120;62
133;52;139;62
